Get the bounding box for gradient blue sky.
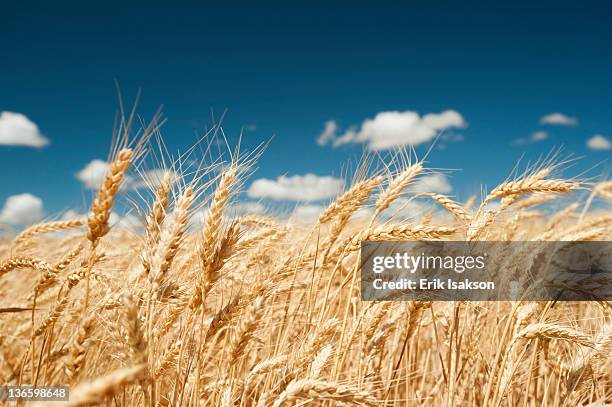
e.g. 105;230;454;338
1;1;611;221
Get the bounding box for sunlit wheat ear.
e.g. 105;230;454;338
199;166;238;293
65;315;95;383
246;355;289;384
206;221;242;281
424;193;471;222
513;323;594;348
13;219;84;247
151;185;194;290
237;214;277;229
228;295;265;366
31;244;84;300
365;310;402;392
141;171;172;277
512;192;556;210
273;380;379;407
317;178;382;260
188;221;242;311
308;344;333;378
220;385;233;407
33;296;71;337
319;176;383;224
546;202;579;230
39;364;146;407
53;243;85;273
466;210;495;241
345;224;456;252
152;337;186;379
566;323;611;397
234;226;279;253
485;178;578;205
370;162;424;225
123;292;148;367
87;148;134;244
0;256;53;279
285;318;340;384
364;302;392;342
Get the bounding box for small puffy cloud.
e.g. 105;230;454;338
318;110;466;150
191;210;209;228
531;131;548;142
513;131;548;146
386;198;432;219
232;201;266;215
0;111;49;147
0;193;44;225
77;159;176;190
316;120;338;146
109;212;142;230
247;174;343;201
410;174;453;194
586;134;612;150
539;113;577;126
292;204;324;221
76;159;110;189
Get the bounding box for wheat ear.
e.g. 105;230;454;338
273;379;379;407
319;176;383;224
0;257;53;279
65;315;95;383
197;166;237;304
87;148;134;243
513;323;594;348
370;162;424;225
14;219;84;246
38;364;146;407
425;194;471;221
141;171;172;276
346;224;456;252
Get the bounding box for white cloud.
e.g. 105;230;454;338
316;120;338;146
317;110;466;150
109;212;142;230
513;131;548;146
0;193;44;225
587;134;612;151
539;113;577;126
231;201;266;215
0;111;49;147
76;159;110;189
76;159;176;190
531;131;548;142
247;174;343;201
410;174;453;194
291;204;324;221
386;198;432;219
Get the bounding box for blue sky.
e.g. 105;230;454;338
1;1;611;224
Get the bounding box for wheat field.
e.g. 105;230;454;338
0;115;611;406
